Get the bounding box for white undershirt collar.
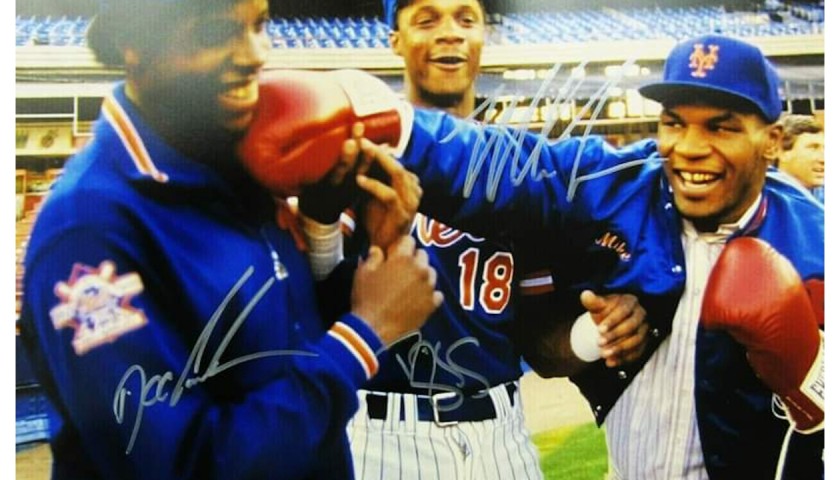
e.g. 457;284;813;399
682;194;763;244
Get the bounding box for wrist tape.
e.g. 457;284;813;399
301;215;343;280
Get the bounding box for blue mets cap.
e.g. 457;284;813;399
639;34;782;122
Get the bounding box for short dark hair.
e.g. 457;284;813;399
87;0;231;66
386;0;486;30
779;114;823;151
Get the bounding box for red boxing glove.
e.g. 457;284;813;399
701;237;824;433
238;70;410;196
804;278;825;328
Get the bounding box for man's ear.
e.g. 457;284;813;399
123;47;141;70
389;31;402;57
762;122;783;167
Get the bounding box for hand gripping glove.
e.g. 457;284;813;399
700;237;824;433
238;69;412;196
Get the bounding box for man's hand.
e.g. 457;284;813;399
515;284;648;378
354;137;422;250
351;236;443;345
297;123;368;224
580;290;648;368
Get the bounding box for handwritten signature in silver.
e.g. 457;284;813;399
440;57;665;203
394;333;491;412
112;267;317;454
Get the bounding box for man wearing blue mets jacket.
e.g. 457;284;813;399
18;1;442;479
391;35;824;479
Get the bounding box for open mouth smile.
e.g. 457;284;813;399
218;80;259;113
673;169;723;194
430;56;467;69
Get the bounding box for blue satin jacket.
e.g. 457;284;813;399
19;85;384;479
400;108;824;479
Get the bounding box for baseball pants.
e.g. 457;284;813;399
348;381;543;480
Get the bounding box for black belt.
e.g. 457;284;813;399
365;383;517;426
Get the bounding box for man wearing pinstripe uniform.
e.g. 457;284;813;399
341;1;649;478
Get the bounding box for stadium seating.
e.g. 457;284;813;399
16;15;91;47
15;4;824;48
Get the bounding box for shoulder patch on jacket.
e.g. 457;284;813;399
50;261;147;355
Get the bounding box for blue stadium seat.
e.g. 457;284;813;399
15;6;826;49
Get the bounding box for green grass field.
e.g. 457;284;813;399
532;423;608;480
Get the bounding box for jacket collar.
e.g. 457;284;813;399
659;169;768;242
98;84;243;193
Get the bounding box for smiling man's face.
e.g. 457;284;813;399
779;131;824;189
657;103;780;231
390;0;484;107
128;0;271;135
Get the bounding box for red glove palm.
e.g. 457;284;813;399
700;237;824;433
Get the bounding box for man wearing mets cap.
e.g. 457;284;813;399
336;2;642;479
610;34;823;479
368;31;823;479
273;2;647;479
18;0;442;478
346;1;545;479
511;33;824;479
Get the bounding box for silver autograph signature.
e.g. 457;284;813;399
112;267;317;454
441;58;665;203
394;333;491;412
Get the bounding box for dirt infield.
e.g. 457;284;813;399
16;443;50;480
520;372;609;479
519;371;596;434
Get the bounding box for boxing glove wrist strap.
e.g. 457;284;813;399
390;101;414;158
570;311;601;363
800;332;825;410
301;215;343;281
329;69;414;158
786;332;825;434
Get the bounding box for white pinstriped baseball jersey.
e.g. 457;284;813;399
604;199;760;480
340;211;541;478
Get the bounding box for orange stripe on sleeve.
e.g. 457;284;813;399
329;321;379;379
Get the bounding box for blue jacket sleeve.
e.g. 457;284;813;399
20;224;380;479
399;108;659;237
